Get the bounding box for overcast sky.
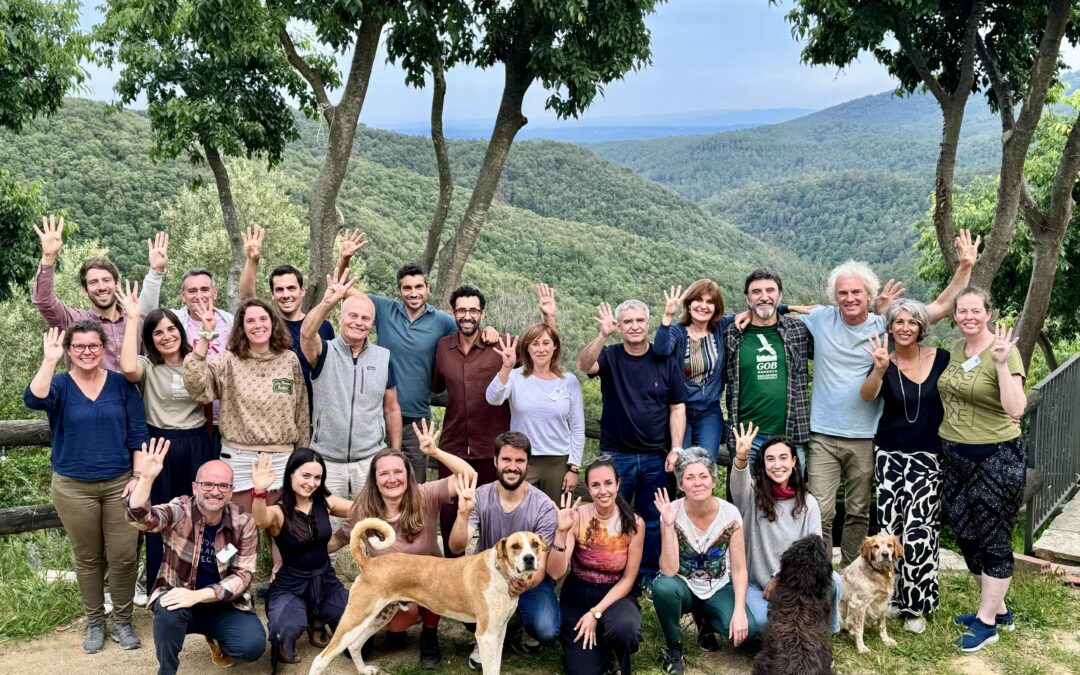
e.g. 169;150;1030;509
79;0;1080;127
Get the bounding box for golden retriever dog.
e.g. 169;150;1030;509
839;533;902;653
308;518;547;675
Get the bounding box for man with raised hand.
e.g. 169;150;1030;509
126;439;265;674
300;268;402;501
237;224;334;408
335;230;506;483
797;230;979;565
31;214;145;370
576;299;687;585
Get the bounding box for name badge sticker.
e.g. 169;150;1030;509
217;543;238;564
961;354;981;372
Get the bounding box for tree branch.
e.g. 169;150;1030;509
891;11;949;106
1046;113;1080;229
279;26;331;112
423;55;453;272
1019;179;1048;232
977;33;1016;132
953;0;986;101
337;19;385;121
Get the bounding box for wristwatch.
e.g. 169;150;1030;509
591;608;603;620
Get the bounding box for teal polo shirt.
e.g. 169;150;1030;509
370;293;457;419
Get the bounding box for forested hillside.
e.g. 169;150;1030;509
0;99;826;357
587;89;1005;285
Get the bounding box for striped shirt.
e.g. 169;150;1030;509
125;495;258;612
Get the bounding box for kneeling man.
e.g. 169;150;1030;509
126;439;265;674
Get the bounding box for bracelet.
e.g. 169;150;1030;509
198;329;219;340
670;447;683;455
551;542;567;552
251;490;269;500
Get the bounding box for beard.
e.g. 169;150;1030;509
497;469;525;491
456;320;478;336
752;303;775;320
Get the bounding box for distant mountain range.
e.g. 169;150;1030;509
372;107;816;142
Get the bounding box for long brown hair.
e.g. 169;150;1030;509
349;449;425;543
227;298;292;358
752;436;808;523
679;279;725;332
518;323;564;378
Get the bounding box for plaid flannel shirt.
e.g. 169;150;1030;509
125;495;258;612
722;316;813;455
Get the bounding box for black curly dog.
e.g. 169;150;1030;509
752;534;834;675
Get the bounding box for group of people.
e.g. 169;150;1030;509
25;213;1029;674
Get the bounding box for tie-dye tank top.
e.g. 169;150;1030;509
570;508;630;585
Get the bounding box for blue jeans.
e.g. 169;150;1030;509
152;601;265;675
517;576;560;642
609;450;673;579
748;432;806;471
745;571;843;633
686;406;724;463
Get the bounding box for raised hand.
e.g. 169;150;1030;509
147;232;169;272
338;229;368;259
536;283;556;318
320;268;355;307
42;327;64;363
873;279;906;315
662;285;685;320
115;279;141;319
242;224;265;261
140;438;172;482
733;422;759;463
594;302;617;338
990;322;1018;365
34;214;64;263
494;334;518;370
251;453;276;493
955;228;981;269
454;472;478;515
413;419;442;457
555;491;581;534
653;487;678;527
197;298;217;332
864;332;891;372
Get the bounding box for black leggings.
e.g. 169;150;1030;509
560;574;641;675
942;438;1026;579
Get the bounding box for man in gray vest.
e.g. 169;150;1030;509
300;269;403;500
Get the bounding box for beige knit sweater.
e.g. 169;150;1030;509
183;349;310;449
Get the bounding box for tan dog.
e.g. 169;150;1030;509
308;518;547;675
839;533;903;653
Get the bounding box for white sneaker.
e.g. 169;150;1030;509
885;605;902;620
133;582;149;607
468;642;482;671
103;592;113;616
904;617;927;634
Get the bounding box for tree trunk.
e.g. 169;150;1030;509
301;19;385;310
972;0;1071;291
1015;226;1068;368
422;56;453;272
433;41;532;308
203;144;243;313
933;102;967;271
1037;330;1060;372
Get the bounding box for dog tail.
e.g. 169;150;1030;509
350;517;396;565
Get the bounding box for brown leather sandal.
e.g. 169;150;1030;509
308;624;331;649
278;645;303;664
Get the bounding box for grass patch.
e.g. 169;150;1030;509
0;530;82;639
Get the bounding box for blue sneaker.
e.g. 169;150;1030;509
954;609;1016;632
955;618;999;652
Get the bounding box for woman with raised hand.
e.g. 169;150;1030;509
118;280;213;587
547;457;644;675
859;299;950;634
937;288;1027;653
25;322;149;654
183;296;309;511
728;422;841;634
651;447;756;675
486;323;585;501
329;420;477;669
251;447;351;667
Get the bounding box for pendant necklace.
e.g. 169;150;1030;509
896;347;923;424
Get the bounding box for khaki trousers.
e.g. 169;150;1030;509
527;455;571;503
807;433;875;566
51;472;139;622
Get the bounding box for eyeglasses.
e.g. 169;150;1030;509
195;481;233;493
585;454;612;467
70;343;103;354
453;308;483;317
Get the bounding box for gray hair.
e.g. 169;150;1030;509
674;446;715;484
614;299;650;323
826;260;880;301
884;299;931;341
181;267;216;286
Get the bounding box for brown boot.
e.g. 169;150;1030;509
206;637;235;669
